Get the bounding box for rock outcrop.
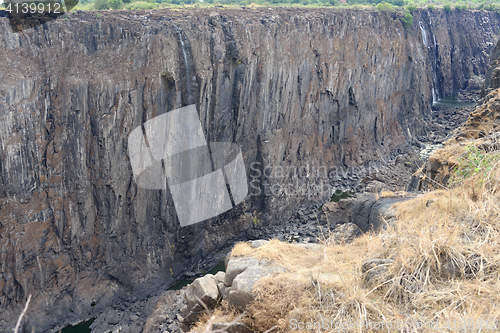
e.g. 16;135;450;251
223;253;285;310
322;193;409;232
1;8;500;332
181;240;299;331
483;37;500;97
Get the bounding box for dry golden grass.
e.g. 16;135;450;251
191;146;500;333
378;190;396;199
189;307;242;333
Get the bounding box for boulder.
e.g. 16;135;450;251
368;197;409;231
350;194;377;232
184;274;219;311
227;265;284;310
327;223;362;245
222;253;288;310
181;274;221;329
322;194;377;232
361;258;394;287
214;271;226;284
225;257;260;286
250;240;268;248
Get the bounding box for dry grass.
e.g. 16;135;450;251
376;190;396;199
192;140;500;332
189;307;242;333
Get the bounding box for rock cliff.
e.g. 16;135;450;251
408;33;500;192
1;8;499;332
483;36;500;96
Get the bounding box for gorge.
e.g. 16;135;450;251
1;7;500;332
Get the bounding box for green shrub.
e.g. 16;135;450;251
377;1;395;12
386;0;404;6
486;3;500;12
94;0;109;9
451;144;496;185
240;0;248;5
407;4;417;12
322;0;338;5
477;2;500;11
427;4;434;10
443;3;452;12
401;12;413;28
125;0;156;8
108;0;123;9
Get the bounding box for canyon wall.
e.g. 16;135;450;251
0;8;499;332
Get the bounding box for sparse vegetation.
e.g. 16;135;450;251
451;143;498;185
252;210;261;225
401;11;413;28
93;0;109;9
64;0;500;14
108;0;123;9
407;4;417;11
376;1;395;12
124;1;156;9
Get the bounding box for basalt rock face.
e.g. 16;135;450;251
483;37;500;96
418;10;500;97
0;8;499;332
408;30;500;192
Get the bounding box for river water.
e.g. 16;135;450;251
61;318;94;333
433;94;476;108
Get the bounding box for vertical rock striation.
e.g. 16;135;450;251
0;8;499;332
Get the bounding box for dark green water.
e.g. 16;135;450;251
168;260;226;291
61;318;94;333
330;190;354;203
433;94;475;107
